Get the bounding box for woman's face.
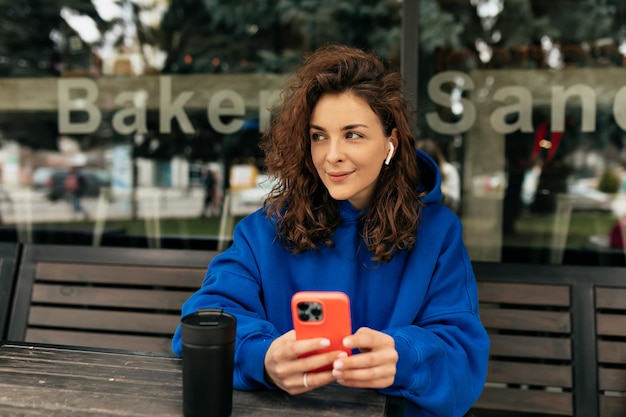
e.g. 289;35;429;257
309;92;396;210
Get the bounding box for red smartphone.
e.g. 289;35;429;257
291;291;352;371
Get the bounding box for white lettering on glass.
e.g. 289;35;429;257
551;85;596;132
56;73;623;137
207;90;245;134
614;86;626;131
112;91;148;134
490;86;534;134
58;78;102;134
159;76;194;134
425;71;476;135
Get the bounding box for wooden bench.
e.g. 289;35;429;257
5;244;216;353
0;242;21;340
596;282;626;417
4;243;625;415
468;262;626;417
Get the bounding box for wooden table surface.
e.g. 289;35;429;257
0;342;404;417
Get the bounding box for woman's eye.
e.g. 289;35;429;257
311;132;324;141
346;132;362;139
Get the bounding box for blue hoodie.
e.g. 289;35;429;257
172;150;490;417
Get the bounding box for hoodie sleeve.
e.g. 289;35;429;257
380;215;490;417
171;224;280;391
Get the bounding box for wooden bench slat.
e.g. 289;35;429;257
597;341;626;364
597;314;626;337
478;282;570;306
600;395;626;417
473;386;573;415
481;308;571;333
599;368;626;392
31;284;192;310
487;360;572;388
490;334;572;360
25;328;173;353
35;263;205;288
28;306;180;335
596;287;626;310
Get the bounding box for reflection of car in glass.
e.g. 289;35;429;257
45;169;112;202
32;167;56;190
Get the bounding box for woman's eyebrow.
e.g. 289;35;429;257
309;124;326;131
342;123;368;130
309;123;369;131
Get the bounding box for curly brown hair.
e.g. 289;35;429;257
259;44;422;263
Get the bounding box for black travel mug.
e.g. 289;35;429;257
181;308;237;417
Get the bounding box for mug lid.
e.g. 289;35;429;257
181;308;236;345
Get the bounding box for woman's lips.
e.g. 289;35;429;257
327;172;352;182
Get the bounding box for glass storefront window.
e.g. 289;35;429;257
416;0;626;265
0;1;402;250
1;0;624;267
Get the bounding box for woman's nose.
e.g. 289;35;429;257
326;139;344;163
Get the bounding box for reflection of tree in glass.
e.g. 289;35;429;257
161;0;403;74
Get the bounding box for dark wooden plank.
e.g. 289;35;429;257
0;404;121;417
0;383;183;417
599;368;626;391
599;395;626;417
35;262;205;287
597;314;626;337
597;341;626;364
0;243;21;340
0;364;182;397
472;386;573;416
489;334;572;360
0;343;178;366
481;308;571;333
31;284;192;310
478;282;570;307
0;354;182;392
487;360;572;388
596;287;626;310
0;343;392;417
25;328;174;353
0;383;391;417
28;306;180;334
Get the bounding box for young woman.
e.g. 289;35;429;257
173;44;489;416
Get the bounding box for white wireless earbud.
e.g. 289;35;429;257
384;142;395;165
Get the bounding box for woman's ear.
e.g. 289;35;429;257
385;131;398;165
385;143;395;165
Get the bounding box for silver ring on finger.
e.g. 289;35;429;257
303;372;309;388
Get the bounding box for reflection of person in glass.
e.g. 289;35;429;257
199;167;218;218
172;44;489;416
65;166;89;220
416;139;461;213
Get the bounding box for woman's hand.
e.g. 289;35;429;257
264;330;349;395
331;327;398;389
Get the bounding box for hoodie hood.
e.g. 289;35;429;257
416;148;443;205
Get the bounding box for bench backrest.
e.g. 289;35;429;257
472;262;574;416
0;242;21;340
471;262;626;417
6;244;215;353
